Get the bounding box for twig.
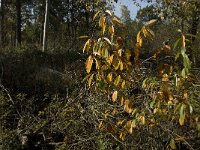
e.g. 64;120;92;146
0;83;22;118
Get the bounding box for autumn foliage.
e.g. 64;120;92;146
83;9;200;149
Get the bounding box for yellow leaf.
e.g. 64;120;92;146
121;80;125;89
121;96;124;106
145;19;157;26
88;73;94;86
107;73;113;83
118;49;122;56
124;99;133;113
137;31;142;47
109;25;114;35
79;35;89;39
114;75;121;86
182;34;186;49
119;61;123;71
141;116;146;125
99;15;106;34
112;91;118;102
179;104;185;126
107;55;114;65
99;14;106;27
85;55;93;73
93;10;101;20
112;55;120;70
83;39;90;52
119;132;125;141
126;120;133;134
117;119;125;126
95;58;100;70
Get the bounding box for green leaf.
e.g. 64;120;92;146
175;51;181;61
88;74;94;86
170;138;176;149
189;104;193;114
173;38;180;50
82;73;92;83
181;68;186;78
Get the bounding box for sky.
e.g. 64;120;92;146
113;0;151;19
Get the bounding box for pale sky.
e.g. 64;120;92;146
113;0;151;19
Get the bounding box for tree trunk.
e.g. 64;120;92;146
42;0;50;52
0;0;5;47
188;2;200;65
16;0;21;47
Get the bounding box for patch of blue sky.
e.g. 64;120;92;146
113;0;151;19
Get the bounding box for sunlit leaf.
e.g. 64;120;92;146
95;58;100;69
189;104;193;114
119;132;125;141
112;91;118;102
141;116;145;125
137;31;142;47
145;19;157;26
105;10;112;16
83;39;90;52
86;55;93;73
121;97;124;106
181;34;186;49
179;104;185;126
124;99;132;113
79;35;89;39
107;54;114;65
93;10;101;20
99;14;106;34
109;25;114;35
107;72;113;83
126;120;133;134
104;37;112;45
119;61;123;71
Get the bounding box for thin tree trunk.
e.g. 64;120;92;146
188;2;200;65
42;0;50;52
16;0;21;47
